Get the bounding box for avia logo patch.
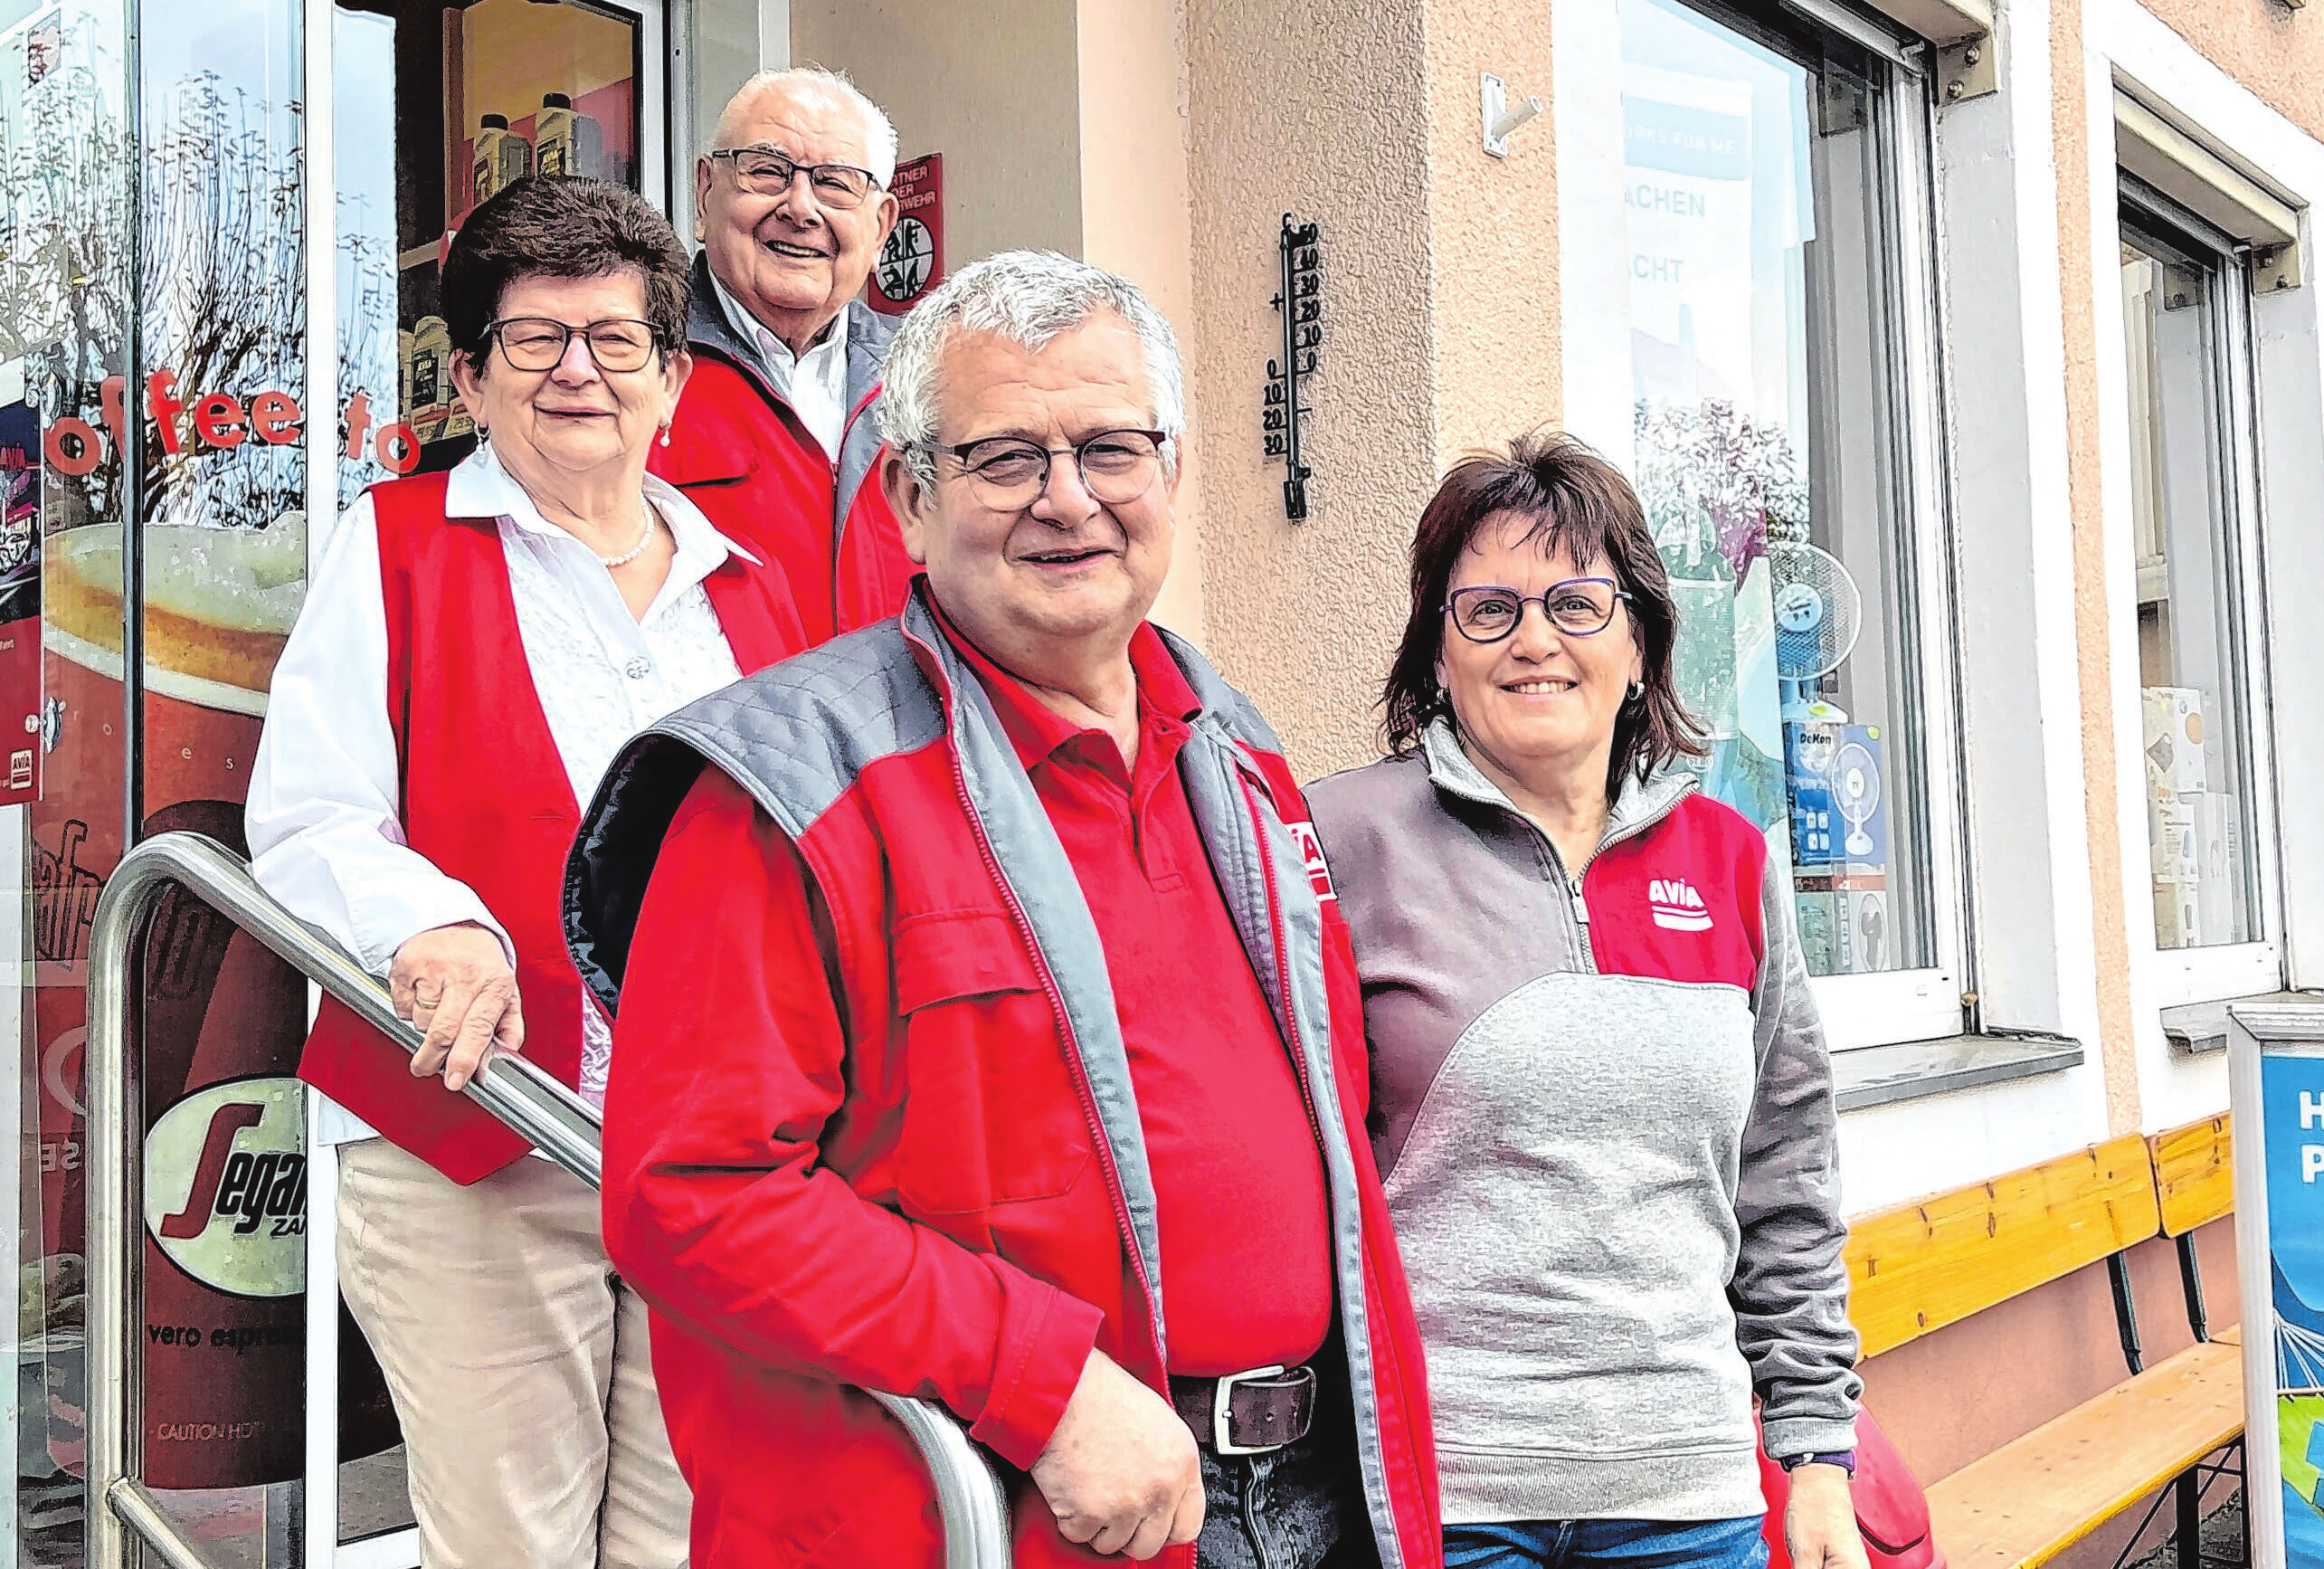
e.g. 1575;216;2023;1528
1648;877;1712;932
1286;819;1337;901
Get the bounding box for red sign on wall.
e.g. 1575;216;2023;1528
867;152;943;316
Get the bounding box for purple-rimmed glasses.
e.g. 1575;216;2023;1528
1444;578;1632;642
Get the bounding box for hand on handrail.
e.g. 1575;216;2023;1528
390;921;526;1091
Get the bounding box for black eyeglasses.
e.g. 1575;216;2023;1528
1445;579;1632;642
708;145;882;209
488;318;662;375
933;429;1171;508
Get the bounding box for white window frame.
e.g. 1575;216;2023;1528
1553;0;1971;1051
2104;183;2282;1011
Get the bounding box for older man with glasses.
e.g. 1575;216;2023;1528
653;65;915;644
568;251;1444;1569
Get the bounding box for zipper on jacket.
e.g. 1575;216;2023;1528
1238;769;1407;1569
906;621;1171;1376
1566;870;1598;974
1475;773;1699;977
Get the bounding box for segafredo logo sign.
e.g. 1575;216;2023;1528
1648;877;1712;933
144;1077;308;1299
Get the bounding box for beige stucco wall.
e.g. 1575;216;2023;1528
790;0;1082;268
1077;0;1209;644
1180;0;1567;778
1182;0;1439;777
1421;5;1561;466
2134;0;2324;143
2050;0;2145;1136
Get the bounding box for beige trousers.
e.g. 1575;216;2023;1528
336;1138;691;1569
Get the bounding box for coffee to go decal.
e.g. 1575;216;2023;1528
144;1075;308;1299
43;369;434;477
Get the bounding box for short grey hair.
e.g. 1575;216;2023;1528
713;66;898;188
877;250;1187;488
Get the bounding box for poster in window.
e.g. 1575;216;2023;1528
868;152;943;316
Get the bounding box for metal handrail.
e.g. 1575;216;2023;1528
87;831;1012;1568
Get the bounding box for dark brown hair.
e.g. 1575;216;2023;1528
1382;429;1705;793
441;176;690;372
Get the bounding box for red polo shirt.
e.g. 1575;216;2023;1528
934;601;1335;1377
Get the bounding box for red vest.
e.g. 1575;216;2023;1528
650;353;916;644
297;471;804;1184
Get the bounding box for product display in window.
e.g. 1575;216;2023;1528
2120;221;2262;953
1618;0;1935;984
337;0;643;484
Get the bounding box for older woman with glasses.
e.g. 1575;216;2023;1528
247;176;803;1568
1306;432;1864;1569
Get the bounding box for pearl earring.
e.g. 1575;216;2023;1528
659;426;671;448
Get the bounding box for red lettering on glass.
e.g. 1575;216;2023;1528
342;391;373;461
193;394;248;449
146;369;187;455
374;422;421;475
249;390;301;445
43;417;100;477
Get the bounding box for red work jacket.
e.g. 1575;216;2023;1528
569;586;1443;1569
650;254;916;643
297;470;804;1184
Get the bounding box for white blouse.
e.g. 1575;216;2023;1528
247;443;753;1143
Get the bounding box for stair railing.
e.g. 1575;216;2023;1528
85;831;1012;1568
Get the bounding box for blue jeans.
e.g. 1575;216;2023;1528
1444;1516;1770;1569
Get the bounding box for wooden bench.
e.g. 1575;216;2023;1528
1849;1120;2243;1569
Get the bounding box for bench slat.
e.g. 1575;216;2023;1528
1848;1135;2162;1360
2151;1115;2234;1238
1926;1338;2243;1569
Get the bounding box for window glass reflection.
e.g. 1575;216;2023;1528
1619;0;1933;983
2120;221;2260;951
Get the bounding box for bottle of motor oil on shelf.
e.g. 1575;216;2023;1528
534;92;603;179
474;113;533;204
409;316;452;443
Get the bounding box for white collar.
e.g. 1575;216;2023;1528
443;442;764;570
707;266;848;372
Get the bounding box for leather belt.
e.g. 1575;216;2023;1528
1169;1364;1318;1456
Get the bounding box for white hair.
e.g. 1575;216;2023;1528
714;65;898;188
877;251;1187;486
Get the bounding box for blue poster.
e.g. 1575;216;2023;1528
2263;1052;2324;1566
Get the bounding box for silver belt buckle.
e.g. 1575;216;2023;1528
1211;1364;1288;1457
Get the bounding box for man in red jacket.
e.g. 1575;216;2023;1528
652;65;917;642
566;252;1441;1568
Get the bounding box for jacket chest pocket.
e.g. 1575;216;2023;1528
892;909;1093;1214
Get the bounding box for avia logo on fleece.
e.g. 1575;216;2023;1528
1648;877;1712;933
1286;819;1337;901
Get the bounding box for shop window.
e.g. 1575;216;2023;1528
335;0;656;496
1616;0;1961;1046
2119;192;2274;979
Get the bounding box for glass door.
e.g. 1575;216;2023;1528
333;0;663;502
0;1;663;1561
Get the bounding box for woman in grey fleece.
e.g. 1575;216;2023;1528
1306;433;1865;1569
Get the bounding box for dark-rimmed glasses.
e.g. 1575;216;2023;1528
489;318;662;374
708;146;882;209
1445;579;1632;642
934;429;1171;509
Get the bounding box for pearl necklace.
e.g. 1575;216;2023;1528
598;504;659;569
